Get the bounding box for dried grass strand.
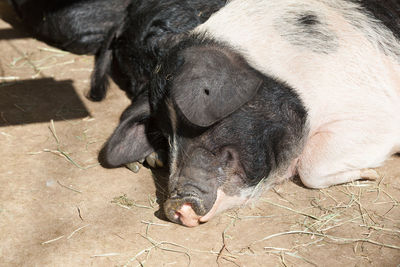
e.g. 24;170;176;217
41;235;64;245
258;230;400;250
262;199;320;220
67;224;90;239
57;180;82;193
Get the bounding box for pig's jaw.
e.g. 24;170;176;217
200;189;248;222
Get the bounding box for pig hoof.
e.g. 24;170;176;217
146;153;157;168
126;162;141;173
360;169;380;180
145;150;167;168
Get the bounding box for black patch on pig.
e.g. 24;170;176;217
275;10;338;54
298;13;320;26
151;35;307;204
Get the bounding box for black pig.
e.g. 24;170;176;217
8;0;130;55
88;0;226;101
8;0;226;104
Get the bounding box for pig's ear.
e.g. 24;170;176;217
172;47;262;127
100;94;155;167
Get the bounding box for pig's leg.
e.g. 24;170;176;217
297;128;386;189
125;151;166;173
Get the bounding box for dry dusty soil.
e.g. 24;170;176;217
1;3;399;267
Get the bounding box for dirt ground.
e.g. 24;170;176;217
1;4;399;267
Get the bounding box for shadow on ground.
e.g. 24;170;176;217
151;167;170;221
0;78;90;126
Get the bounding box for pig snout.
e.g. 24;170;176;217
163;147;251;227
164;189;249;227
164;177;218;227
164;196;205;227
164;148;221;227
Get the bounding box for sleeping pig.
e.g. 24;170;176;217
8;0;226;104
8;0;130;55
103;0;400;227
88;0;226;101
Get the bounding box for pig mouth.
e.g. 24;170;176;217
164;189;248;227
164;191;217;227
200;189;248;223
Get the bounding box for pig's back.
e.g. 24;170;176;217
195;0;400;138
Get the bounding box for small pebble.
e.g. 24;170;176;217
46;179;56;187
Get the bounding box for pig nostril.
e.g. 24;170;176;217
165;198;206;227
174;202;201;227
169;203;193;222
180;202;192;212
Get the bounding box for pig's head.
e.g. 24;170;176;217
103;37;307;226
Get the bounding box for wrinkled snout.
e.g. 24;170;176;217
164;148;221;227
165;188;248;227
163;147;253;226
164;179;218;227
